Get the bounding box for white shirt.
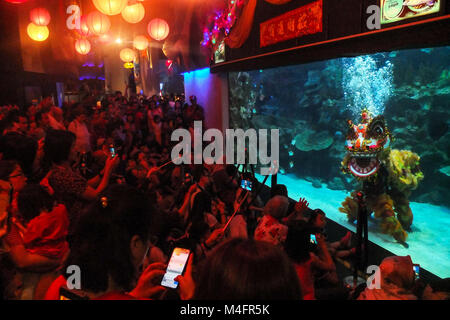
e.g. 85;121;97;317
68;119;91;154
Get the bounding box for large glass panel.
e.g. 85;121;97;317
229;46;450;278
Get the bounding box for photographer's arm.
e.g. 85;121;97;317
82;156;119;201
87;173;101;188
8;244;61;272
311;234;336;272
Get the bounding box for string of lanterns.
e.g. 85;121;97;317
15;0;171;68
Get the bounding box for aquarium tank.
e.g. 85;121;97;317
228;46;450;278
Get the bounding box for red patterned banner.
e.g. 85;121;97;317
260;0;323;47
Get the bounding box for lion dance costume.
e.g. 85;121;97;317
339;109;424;243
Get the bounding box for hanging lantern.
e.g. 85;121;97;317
27;22;49;41
77;15;91;37
30;8;51;26
133;35;148;51
86;11;111;36
121;3;145;24
120;48;136;62
147;18;169;41
75;39;91;55
92;0;128;16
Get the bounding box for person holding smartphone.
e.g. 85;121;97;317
44;185;167;300
175;238;302;300
284;221;337;300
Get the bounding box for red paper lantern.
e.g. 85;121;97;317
77;15;91;37
147;18;169;41
30;8;50;26
86;11;111;36
75;39;91;55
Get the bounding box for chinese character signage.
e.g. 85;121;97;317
381;0;440;24
260;0;323;48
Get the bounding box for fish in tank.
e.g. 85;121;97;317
228;46;450;278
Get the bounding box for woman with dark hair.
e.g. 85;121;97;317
44;184;166;300
284;220;336;300
308;209;354;259
176;238;302;300
42;129;118;233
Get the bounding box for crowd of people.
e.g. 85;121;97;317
0;92;448;300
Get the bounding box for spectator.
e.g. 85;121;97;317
176;238;302;300
357;255;418;300
44;184;165;300
0;132;38;178
284;220;337;300
42;130;118;233
254;195;289;247
68;105;91;156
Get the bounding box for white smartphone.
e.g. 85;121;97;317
161;247;191;289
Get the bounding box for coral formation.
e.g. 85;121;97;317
294;129;333;152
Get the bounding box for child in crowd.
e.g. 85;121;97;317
15;184;69;261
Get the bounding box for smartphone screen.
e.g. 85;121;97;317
241;180;252;191
161;247;190;289
310;234;317;245
413;264;420;280
109;145;116;158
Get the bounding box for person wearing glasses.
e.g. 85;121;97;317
0;160;63;300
